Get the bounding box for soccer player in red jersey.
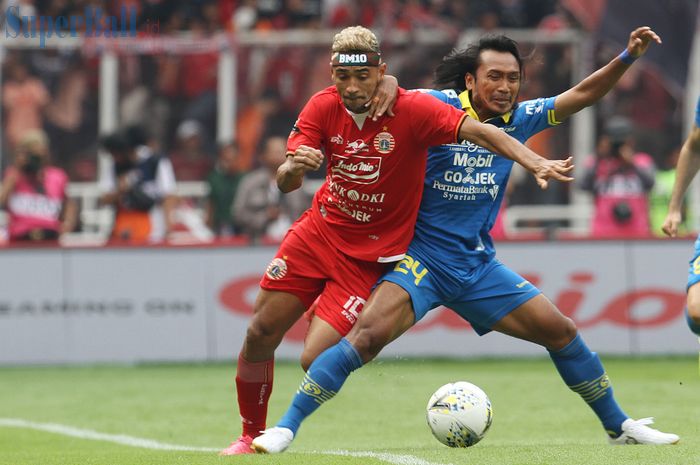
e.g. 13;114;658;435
220;26;573;455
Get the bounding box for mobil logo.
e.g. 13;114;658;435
453;152;494;168
331;154;382;184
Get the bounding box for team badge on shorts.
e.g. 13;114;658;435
373;131;395;154
266;258;288;280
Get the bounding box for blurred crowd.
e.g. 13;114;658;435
0;0;690;244
15;0;562;32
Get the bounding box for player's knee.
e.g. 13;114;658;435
687;303;700;324
299;349;316;372
350;326;390;362
245;316;281;348
546;316;578;351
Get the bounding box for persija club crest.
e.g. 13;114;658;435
373;131;395;154
266;258;288;280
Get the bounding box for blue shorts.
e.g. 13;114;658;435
687;234;700;290
380;251;541;335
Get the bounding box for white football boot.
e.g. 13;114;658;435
608;418;679;445
251;426;294;453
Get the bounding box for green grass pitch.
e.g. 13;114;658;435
0;357;697;465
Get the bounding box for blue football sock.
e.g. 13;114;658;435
686;308;700;336
278;338;363;435
548;334;628;437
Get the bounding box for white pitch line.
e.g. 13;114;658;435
0;418;452;465
322;450;455;465
0;418;218;452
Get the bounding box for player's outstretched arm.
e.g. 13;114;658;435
277;145;324;193
554;26;661;121
458;117;574;189
662;125;700;237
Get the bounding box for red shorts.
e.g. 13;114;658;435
260;211;389;335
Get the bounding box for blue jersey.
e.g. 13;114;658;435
411;89;559;270
696;96;700;127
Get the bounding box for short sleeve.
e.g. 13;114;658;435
287;93;327;153
516;97;558;137
407;92;465;147
695;96;700;127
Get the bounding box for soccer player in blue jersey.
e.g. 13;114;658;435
252;27;679;453
662;96;700;342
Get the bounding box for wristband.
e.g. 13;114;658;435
618;49;637;65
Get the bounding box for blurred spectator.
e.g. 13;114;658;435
251;0;285;30
0;129;77;242
284;0;321;28
179;15;219;128
206;142;244;237
580;117;656;238
230;0;258;31
236;89;296;172
599;62;675;165
98;127;177;243
325;0;379;28
233;136;309;242
169;119;214;181
44;61;91;167
2;60;50;148
649;145;690;237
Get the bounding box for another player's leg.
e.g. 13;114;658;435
492;293;679;445
220;289;308;455
252;281;416;453
686;282;700;374
300;308;346;372
222;214;331;455
686;278;700;335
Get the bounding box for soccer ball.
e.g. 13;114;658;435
426;381;493;447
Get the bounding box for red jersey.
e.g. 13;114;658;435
288;86;466;262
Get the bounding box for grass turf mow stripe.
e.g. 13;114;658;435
0;418;453;465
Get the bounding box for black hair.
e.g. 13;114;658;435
123;125;148;148
434;35;524;92
100;133;129;153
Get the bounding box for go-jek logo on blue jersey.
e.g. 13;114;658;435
412;89;559;269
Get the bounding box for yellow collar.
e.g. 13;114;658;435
458;90;512;124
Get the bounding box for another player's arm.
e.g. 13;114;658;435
553;26;661;121
457;117;574;189
662;125;700;237
59;197;78;235
366;75;398;120
277;145;324;193
0;169;19;207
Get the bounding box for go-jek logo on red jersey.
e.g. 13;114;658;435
331;154;382;184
